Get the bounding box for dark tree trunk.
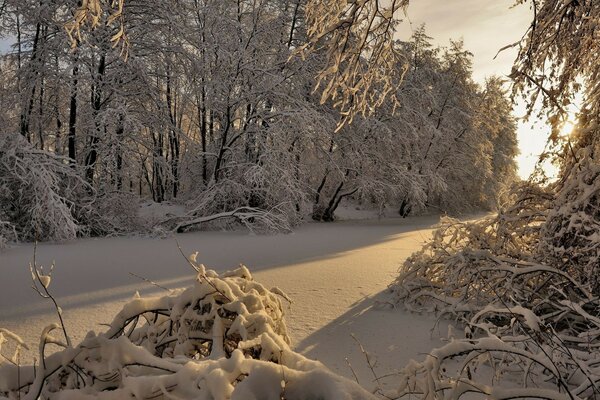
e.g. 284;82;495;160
115;114;124;190
151;130;165;203
287;0;301;48
54;56;62;155
37;75;45;149
312;136;336;216
213;106;231;183
313;169;356;222
198;100;208;185
398;198;411;218
166;71;180;198
84;53;106;184
20;22;42;140
68;61;79;162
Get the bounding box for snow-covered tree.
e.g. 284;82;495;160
0;2;519;238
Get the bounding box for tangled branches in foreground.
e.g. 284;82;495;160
390;177;600;400
0;260;374;399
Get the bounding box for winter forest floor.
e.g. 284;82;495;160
0;212;480;392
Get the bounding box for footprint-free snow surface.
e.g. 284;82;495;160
0;215;451;392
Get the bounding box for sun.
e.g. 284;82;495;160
559;120;576;138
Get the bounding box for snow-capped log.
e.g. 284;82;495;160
166;205;293;234
0;261;376;399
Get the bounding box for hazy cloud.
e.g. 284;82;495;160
397;0;532;82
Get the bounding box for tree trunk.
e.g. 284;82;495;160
54;56;62;155
84;53;106;184
317;169;354;222
68;60;79;162
166;71;179;198
20;22;41;140
287;0;301;48
37;75;45;149
213;106;231;183
398;198;411;218
115;114;124;190
152;129;165;203
198;98;208;185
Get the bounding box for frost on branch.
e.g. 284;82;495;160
540;147;600;294
301;0;409;129
390;181;600;400
0;261;375;399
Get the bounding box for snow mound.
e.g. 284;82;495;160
0;260;375;399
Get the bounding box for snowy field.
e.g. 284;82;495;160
0;214;452;391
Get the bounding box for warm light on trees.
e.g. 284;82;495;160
301;0;409;130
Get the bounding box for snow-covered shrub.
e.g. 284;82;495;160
0;260;375;399
77;190;145;237
0;220;16;249
0;134;84;242
390;181;600;399
0;133;153;243
540;147;600;294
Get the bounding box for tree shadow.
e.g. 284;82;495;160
293;289;451;393
0;215;442;317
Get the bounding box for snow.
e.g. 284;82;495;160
0;215;448;391
333;204;397;220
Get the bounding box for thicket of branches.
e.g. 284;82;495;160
391;180;599;399
390;1;600;398
0;0;518;242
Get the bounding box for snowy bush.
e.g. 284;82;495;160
390;180;600;400
0;259;375;399
0;134;83;242
540;147;600;295
78;191;145;237
0;134;142;244
0;220;16;250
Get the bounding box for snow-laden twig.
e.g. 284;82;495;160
29;243;71;348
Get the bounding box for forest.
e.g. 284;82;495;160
0;0;599;399
0;0;518;244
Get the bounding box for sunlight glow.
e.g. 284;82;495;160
559;120;575;138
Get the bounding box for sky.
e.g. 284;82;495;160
397;0;553;179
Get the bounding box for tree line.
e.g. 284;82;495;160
0;0;518;242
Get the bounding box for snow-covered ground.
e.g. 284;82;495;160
0;214;451;392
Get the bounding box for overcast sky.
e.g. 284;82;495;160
397;0;553;179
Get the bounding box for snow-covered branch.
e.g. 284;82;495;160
0;260;376;399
